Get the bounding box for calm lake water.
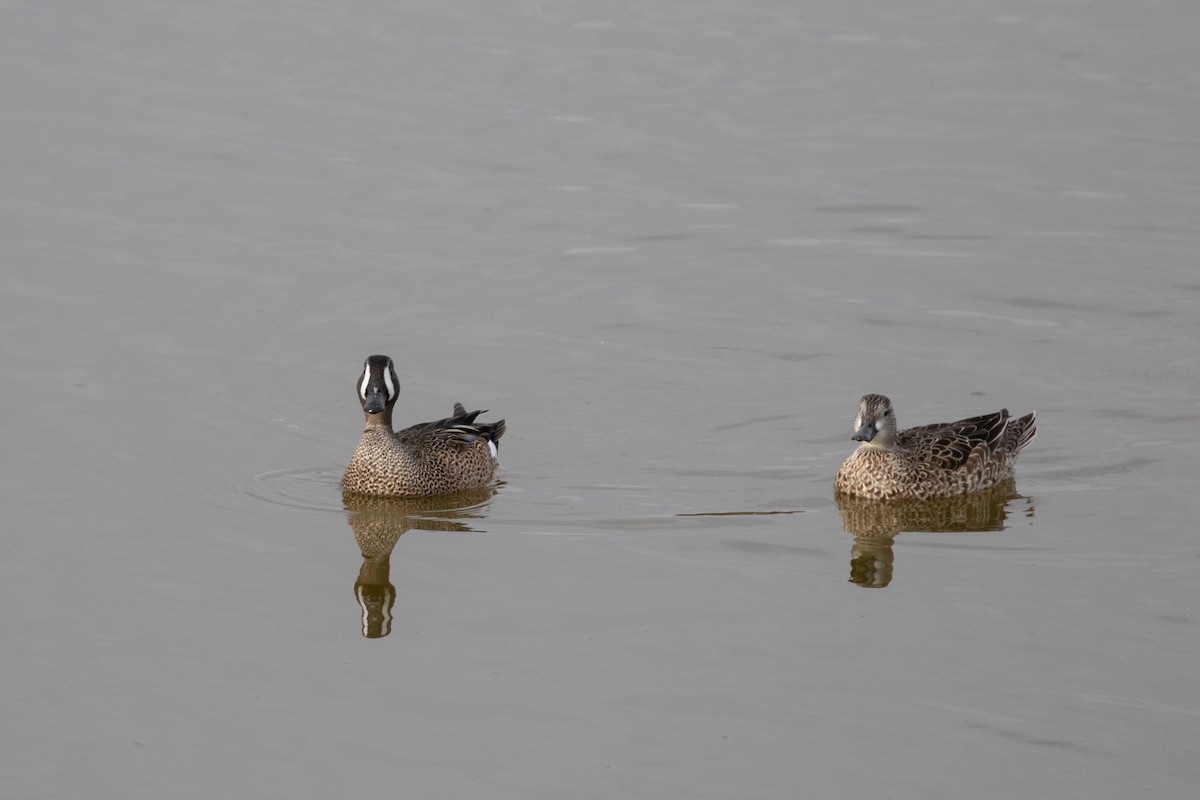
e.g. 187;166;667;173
3;2;1199;798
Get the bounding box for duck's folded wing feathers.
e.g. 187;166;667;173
900;410;1010;470
395;407;500;452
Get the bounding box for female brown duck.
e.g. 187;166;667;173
835;394;1035;500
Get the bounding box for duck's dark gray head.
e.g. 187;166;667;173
853;393;896;445
357;355;399;419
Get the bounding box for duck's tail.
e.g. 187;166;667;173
1011;411;1037;453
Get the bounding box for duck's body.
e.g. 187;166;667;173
341;355;505;497
835;394;1035;500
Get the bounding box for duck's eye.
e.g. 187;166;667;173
883;409;891;416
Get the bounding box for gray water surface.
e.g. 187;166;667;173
3;2;1199;798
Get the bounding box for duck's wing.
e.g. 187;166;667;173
395;406;505;452
899;410;1010;471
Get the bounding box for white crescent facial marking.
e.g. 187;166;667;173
358;365;371;400
382;365;396;399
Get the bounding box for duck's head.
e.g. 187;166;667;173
853;393;897;446
357;354;399;426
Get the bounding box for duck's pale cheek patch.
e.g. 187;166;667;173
382;368;396;400
358;369;371;400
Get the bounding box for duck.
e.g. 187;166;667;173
834;394;1035;499
341;355;505;497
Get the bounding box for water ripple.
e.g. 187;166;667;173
243;467;346;514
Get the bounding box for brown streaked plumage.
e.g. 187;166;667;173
834;394;1035;499
341;355;505;497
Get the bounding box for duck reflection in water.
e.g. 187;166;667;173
342;487;498;638
835;480;1034;588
